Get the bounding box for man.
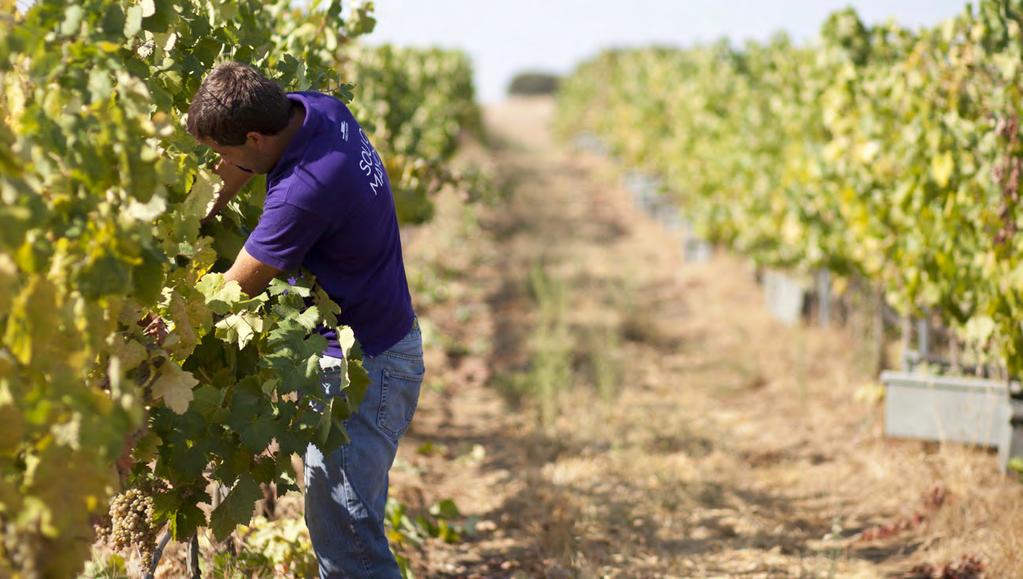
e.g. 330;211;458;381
186;61;423;578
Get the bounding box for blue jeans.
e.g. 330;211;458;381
304;321;424;578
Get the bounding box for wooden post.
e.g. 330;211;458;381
900;315;913;370
143;530;172;579
917;313;930;362
817;269;831;328
874;287;887;374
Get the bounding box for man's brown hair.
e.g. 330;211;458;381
186;62;292;146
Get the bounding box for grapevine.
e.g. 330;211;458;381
557;0;1023;375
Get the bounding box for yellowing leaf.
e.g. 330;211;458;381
151;362;198;414
3;277;59;367
196;273;244;314
107;334;148;372
215;311;264;350
183;170;218;221
0;253;17;315
0;401;24;454
964;316;996;345
857;140;880;162
125;194;167;221
124;4;143;38
338;326;356;354
166;291;209;359
60;5;84;36
931;151;954;188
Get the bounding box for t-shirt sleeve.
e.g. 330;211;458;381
244;200;329;271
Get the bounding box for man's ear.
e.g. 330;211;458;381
246;132;265;148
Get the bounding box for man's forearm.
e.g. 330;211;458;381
204;186;243;222
225;247;282;297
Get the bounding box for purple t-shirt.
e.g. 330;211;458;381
244;91;415;358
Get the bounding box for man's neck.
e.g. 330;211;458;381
278;103;306;148
268;103;306;170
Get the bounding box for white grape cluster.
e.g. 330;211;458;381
2;523;41;578
99;489;159;568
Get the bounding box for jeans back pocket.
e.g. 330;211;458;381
377;367;423;442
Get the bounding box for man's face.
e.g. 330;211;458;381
201;135;268;174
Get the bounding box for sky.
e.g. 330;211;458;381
362;0;972;102
12;0;972;102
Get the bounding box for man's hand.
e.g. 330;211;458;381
203;160;255;224
213;159;255;193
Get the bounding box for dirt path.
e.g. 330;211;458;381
394;99;1021;578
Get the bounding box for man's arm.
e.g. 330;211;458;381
225;247;282;297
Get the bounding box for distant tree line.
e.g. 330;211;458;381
508;71;561;96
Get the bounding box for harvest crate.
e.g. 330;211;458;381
762;270;806;326
573;132;609;156
683;234;712;264
880;371;1023;473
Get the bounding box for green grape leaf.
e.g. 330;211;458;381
209;222;246;262
79;253;132;300
189;385;225;420
295;306;320;331
196;273;244;315
317;398;339;447
132;248;166;307
191;37;223;67
268;278;292;297
168;501;207;541
313;284;341;328
344;356;371;412
215;311;264;350
100;4;126;37
429;498;462;520
239;415;276;452
142;0;175;33
210;474;261;542
132;431;162;464
1009;457;1023;475
0;206;33;251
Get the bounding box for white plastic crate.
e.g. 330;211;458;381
880;371;1023;472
